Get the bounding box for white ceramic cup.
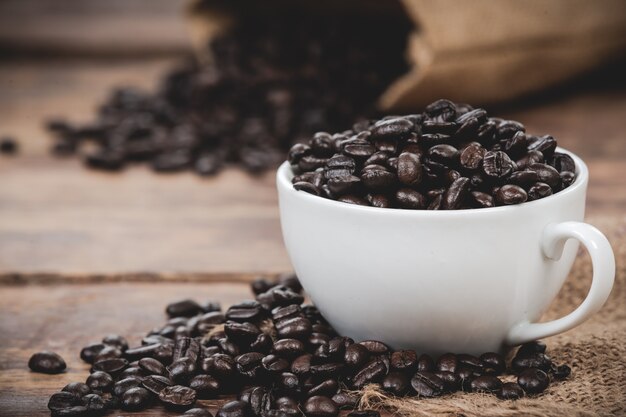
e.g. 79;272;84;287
276;148;615;355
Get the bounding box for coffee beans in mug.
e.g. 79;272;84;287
289;100;576;209
40;274;572;416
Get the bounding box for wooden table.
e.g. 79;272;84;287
1;55;625;415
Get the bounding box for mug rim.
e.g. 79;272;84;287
276;147;588;216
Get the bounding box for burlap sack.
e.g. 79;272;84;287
187;0;626;110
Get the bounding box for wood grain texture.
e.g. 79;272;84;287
0;60;625;276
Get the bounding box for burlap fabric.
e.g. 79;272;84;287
357;215;625;416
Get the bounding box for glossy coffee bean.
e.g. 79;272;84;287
113;377;143;397
121;387;151;411
382;372;410;395
217;400;248;417
495;184;527;205
417;354;435;372
442;177;470;209
411;372;445;397
142;375;173;395
437;353;458;373
181;408;214;417
303;395;339;417
517;368;549;394
480;352;505;375
344;344;370;369
527;182;553;201
92;358;129;375
160;385;197;409
62;382;90;397
470;375;503;393
167;300;203;318
48;392;81;411
86;371;113;392
397;152;422;186
482;151;515;179
352;358;387;389
29;351;66;374
512;352;552;372
189;375;220;399
529;163;560;188
498;382;525;400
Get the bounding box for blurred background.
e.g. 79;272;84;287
0;0;625;278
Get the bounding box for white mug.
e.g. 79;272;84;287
276;148;615;355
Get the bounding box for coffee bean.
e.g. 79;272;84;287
276;317;312;340
396;188;427;209
139;357;167;376
528;135;557;158
498;382;525;400
303;395;339;417
370;118;414;140
482;151;515;179
189;375;220;399
142;375;173;395
434;371;461;392
382;371;410;395
517;368;550;394
527;182;553;201
160;385;197;409
226;301;264;322
80;344;106;364
331;391;359;409
182;408;214;417
102;334;129;351
262;354;290;374
235;352;265;379
459;142;485;170
113;377;143;397
411;372;445;398
92;357;129;375
48;392;81;411
437;353;458;373
29;351;66;374
480;352;505;375
551;152;576;173
225;321;261;345
560;171;576;188
347;411;380;417
470;191;494;208
358;340;389;355
307;378;339;397
86;371;113;392
344;344;370;369
442;177;470;209
417;354;435;372
470;375;502;393
390;350;417;372
397;152;422;186
495;184;528;205
121;387;152;411
62;382;91;397
508;170;540;187
93;345;123;362
217;400;249;417
516;341;547;356
119;366;144;380
352;358;387;389
294;181;320;195
361;167;396;190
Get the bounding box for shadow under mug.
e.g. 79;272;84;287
276;148;615;355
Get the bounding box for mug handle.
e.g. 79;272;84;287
506;221;615;345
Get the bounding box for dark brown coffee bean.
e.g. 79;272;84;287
225;321;261;345
560;171;576;189
142;375;173;395
303;395;339;417
226;301;264;322
425;99;457;121
288;144;312;165
102;334;129;351
121;387;151;411
80;344;106;364
517;341;547;356
160;385;197;409
517;368;549;394
508;170;540;187
294;181;320;196
113;377;143;397
390;350;417;372
382;371;410;395
235;352;264;379
358;340;389;355
512;352;553;372
291;354;312;375
417;354;435;372
366;193;391;208
529;163;560;188
397;152;422;186
344;344;370;369
428;144;459;165
307;378;339;397
482;151;515;179
411;371;445;397
527;182;553;201
361;167;395;190
189;375;220;399
370;117;414;140
434;371;461;392
182;408;214;417
459;142;485;170
331;391;359;409
516;150;544;170
168;357;197;383
92;357;128;375
262;354;290;374
396;188;427;209
139;357;166;376
470;191;494;208
496;184;528;205
327;175;360;196
86;371;113;392
442;177;470;209
338;194;369;206
470;375;502;393
551;363;571;380
551;152;575;173
48;392;81;411
343;140;376;159
498;382;525;400
276;317;312;340
62;382;91;398
437;353;458;373
29;351;66;374
480;352;506;375
352;358;387;389
528;135;557;158
217;400;248;417
166;300;203;318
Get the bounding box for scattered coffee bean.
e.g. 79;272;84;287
217;400;248;417
303;395;339;417
121;386;151;411
498;382;525;400
470;375;503;393
61;382;90;397
518;368;550;394
28;351;66;374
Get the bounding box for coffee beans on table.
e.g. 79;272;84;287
28;351;67;374
39;274;571;416
288;99;577;209
45;9;410;176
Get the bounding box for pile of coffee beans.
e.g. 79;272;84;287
46;10;410;175
36;274;570;417
288;99;577;209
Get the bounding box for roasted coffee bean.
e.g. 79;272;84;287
396;188;427;209
121;387;151;411
425;99;457;122
552;363;571;380
456;367;474;391
275;317;312;340
291;354;312;375
517;341;547;356
168;357;197;384
344;344;370;369
498;382;525;400
370;117;414;140
338;194;369;206
442;177;470;209
82;393;107;412
142;375;173;395
516;150;544;170
470;191;494;208
29;351;66;374
428;144;459;165
470;375;503;393
235;352;265;379
86;371;113;392
119;366;144;380
528;135;557;158
80;343;106;364
62;382;91;397
459;142;485;170
182;408;214;417
262;354;290;374
92;357;128;375
217;400;248;417
417;354;435;372
225;321;261;345
226;301;264;322
480;352;506;375
517;368;550;394
160;385;197;409
390;350;417;372
113;377;143;397
434;371;461;392
288;144;312;165
560;171;576;188
201;354;236;379
529;163;560;188
437;353;458;373
275;396;300;415
495;184;528;205
457;354;483;372
307;378;339;397
325;154;356;179
332;391;359;409
411;372;445;398
361;166;396;191
48;392;81;411
347;411;380;417
139;357;167;376
358;340;389;355
100;334;129;352
189;375;220;399
273;339;305;358
512;352;552;372
279;372;300;394
303;395;339;417
397;152;422;186
352;358;387;389
551;152;576;173
382;371;410;395
93;345;123;362
527;182;553;201
508;170;540;187
482;151;515;179
294;181;320;195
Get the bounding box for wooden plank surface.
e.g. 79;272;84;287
1;60;625;277
0;282;249;417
